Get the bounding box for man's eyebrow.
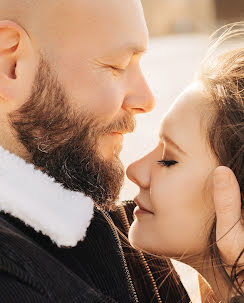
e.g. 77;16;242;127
159;134;187;155
108;44;147;56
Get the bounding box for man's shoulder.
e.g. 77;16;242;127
0;212;33;252
0;212;115;303
0;213;54;301
0;212;55;277
0;212;47;252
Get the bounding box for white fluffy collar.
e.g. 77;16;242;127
0;146;94;247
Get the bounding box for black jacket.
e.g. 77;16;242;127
0;202;189;303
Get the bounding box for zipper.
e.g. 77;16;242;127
97;207;139;303
118;203;163;303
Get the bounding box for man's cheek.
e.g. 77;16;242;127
93;88;123;117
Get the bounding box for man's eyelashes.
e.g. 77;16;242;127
108;65;126;74
157;160;178;167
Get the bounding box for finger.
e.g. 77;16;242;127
213;166;242;237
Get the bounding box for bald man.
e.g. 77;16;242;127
0;1;190;302
0;1;241;302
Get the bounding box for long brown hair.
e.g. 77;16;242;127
198;23;244;297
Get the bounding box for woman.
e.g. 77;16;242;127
126;25;244;302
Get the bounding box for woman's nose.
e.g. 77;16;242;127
126;155;151;189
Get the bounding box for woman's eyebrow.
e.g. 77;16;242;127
159;134;187;155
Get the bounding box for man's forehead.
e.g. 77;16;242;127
0;0;148;61
81;1;148;34
75;0;149;54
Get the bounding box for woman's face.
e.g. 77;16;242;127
127;82;218;259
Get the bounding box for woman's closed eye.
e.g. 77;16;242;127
157;160;178;167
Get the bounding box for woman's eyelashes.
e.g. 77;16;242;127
157;160;178;167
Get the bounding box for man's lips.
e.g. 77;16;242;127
108;132;124;143
110;132;123;136
134;198;154;214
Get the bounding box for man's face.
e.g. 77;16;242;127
9;57;132;207
36;0;154;160
0;0;155;206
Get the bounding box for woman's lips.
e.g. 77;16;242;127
133;198;154;216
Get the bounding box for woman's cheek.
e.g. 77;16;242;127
150;170;185;214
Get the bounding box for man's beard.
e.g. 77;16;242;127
9;57;135;209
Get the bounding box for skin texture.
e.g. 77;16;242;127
0;0;155;205
127;82;218;257
213;167;244;299
0;1;243;299
127;82;232;300
9;57;130;206
0;0;155;161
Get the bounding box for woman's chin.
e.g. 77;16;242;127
128;224;195;260
128;225;166;256
128;227;138;249
128;225;151;252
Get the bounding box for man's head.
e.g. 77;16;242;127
0;0;154;206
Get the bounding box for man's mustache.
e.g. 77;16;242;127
101;113;136;135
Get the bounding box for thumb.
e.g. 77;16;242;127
213;166;242;239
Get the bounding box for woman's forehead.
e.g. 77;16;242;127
159;82;209;152
160;82;207;127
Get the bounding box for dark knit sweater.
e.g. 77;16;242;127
0;203;190;303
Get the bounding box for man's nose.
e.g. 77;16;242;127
126;155;151;189
123;72;155;115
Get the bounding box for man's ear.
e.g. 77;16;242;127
0;20;36;107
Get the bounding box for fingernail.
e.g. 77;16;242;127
214;167;231;187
